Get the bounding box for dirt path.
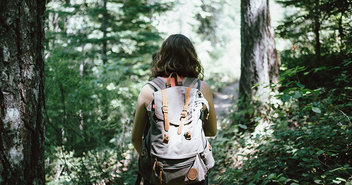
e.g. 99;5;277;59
213;81;239;122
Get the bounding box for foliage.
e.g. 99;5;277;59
276;0;352;54
44;0;169;183
211;57;352;184
209;0;352;183
212;44;352;184
45;143;138;185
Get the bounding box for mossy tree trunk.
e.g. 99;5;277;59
239;0;280;106
0;0;45;184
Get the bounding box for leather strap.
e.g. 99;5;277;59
161;89;169;132
166;73;182;87
176;74;183;86
178;87;191;135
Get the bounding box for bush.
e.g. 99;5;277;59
211;55;352;184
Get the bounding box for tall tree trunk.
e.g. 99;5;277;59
239;0;279;105
102;0;108;64
314;0;321;59
58;83;66;146
338;11;344;47
0;0;45;184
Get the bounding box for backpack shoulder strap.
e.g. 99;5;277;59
196;79;201;90
149;77;201;90
147;77;166;91
183;77;201;90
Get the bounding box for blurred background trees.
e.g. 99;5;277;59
45;0;167;154
44;0;171;183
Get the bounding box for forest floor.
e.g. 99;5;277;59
213;81;239;126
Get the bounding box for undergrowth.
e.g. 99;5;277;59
210;52;352;185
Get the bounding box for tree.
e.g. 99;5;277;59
44;0;168;154
239;0;280;106
44;0;169;183
0;0;45;184
276;0;352;54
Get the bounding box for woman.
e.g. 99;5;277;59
132;34;217;185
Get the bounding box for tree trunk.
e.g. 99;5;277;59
102;0;108;64
314;0;321;59
338;11;344;47
0;0;45;184
239;0;280;105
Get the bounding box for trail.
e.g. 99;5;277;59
213;81;239;123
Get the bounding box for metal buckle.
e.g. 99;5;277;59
181;109;187;118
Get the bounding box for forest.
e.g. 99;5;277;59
0;0;351;184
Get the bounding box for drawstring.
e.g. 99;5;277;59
153;158;163;184
159;167;163;184
153;158;157;173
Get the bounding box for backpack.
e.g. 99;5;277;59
138;73;215;185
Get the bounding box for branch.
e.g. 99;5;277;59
336;108;352;125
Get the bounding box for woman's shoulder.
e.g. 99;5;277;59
139;84;154;107
199;80;212;94
199;80;209;87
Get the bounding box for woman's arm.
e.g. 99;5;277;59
131;85;154;154
200;81;217;136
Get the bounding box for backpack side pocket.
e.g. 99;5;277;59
200;140;215;171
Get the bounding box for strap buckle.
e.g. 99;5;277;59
162;105;168;113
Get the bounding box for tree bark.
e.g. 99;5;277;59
239;0;280;105
314;0;321;59
0;0;45;184
102;0;108;64
338;11;344;47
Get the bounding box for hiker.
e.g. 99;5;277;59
132;34;217;185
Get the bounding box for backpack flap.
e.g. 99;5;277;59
153;87;197;126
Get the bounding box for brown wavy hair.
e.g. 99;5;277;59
151;34;204;79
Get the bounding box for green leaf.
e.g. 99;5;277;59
296;82;305;88
278;176;287;182
316;150;324;156
238;124;247;129
282;94;291;102
312;107;321;113
292;91;302;99
314;180;322;184
254;117;261;122
332;180;342;184
336;177;346;182
268;173;276;179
